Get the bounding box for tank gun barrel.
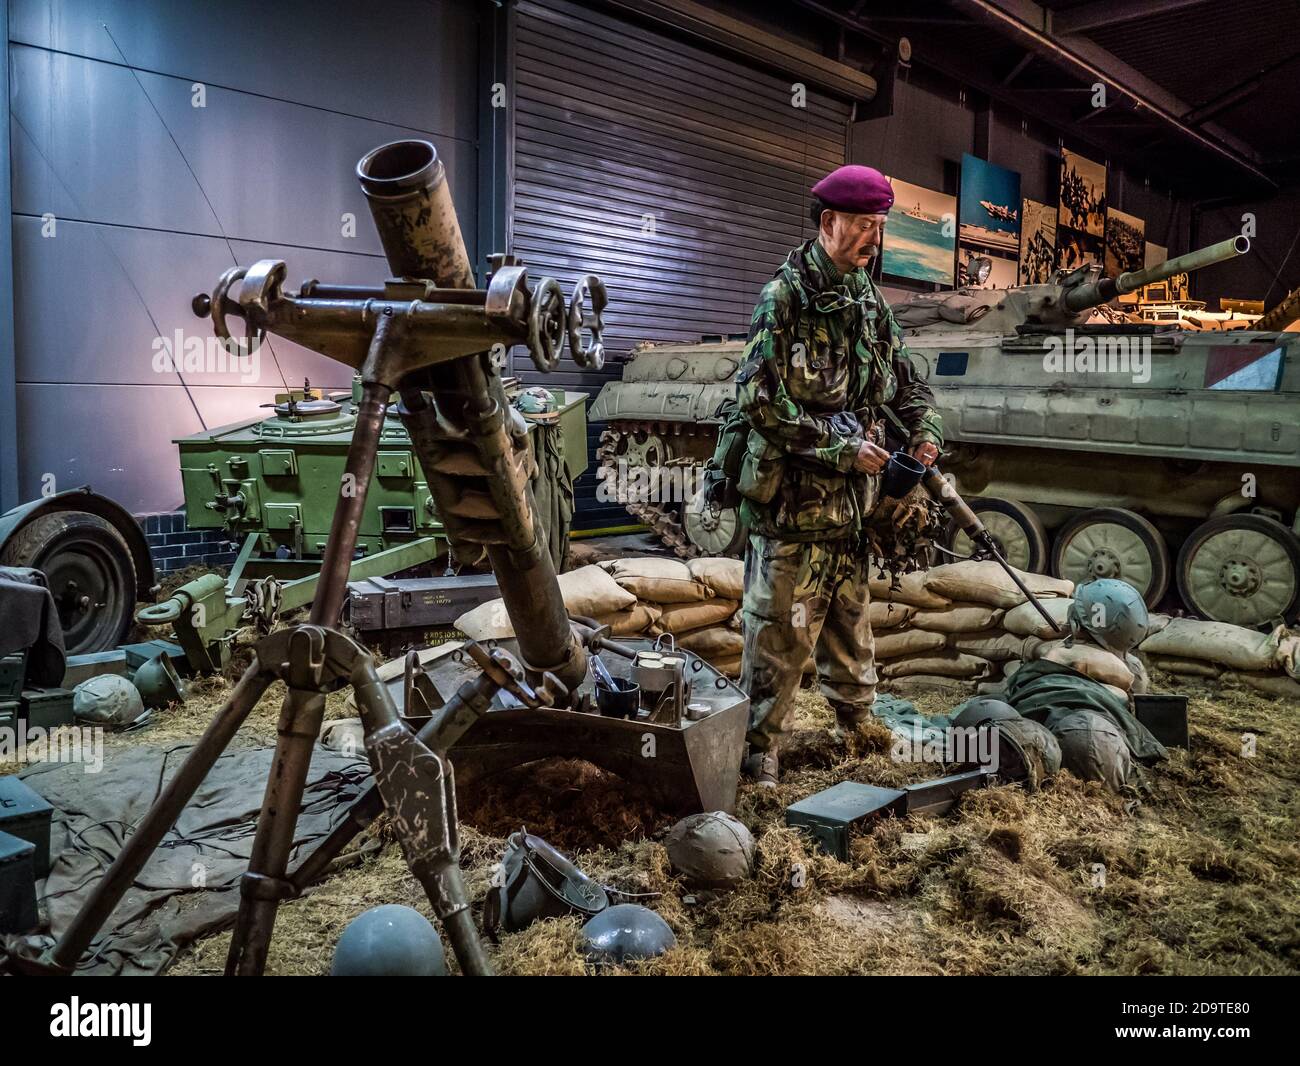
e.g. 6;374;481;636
1062;235;1250;314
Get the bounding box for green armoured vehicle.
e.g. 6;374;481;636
177;377;587;564
589;237;1300;628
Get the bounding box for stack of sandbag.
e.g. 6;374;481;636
599;557;745;677
870;559;1074;698
1136;618;1300;698
455;564;642;639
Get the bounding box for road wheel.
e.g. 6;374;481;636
1176;514;1300;626
1050;507;1170;606
0;511;139;653
682;490;747;558
948;497;1049;573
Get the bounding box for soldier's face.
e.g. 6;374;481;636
821;211;887;270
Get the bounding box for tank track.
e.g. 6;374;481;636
597;421;714;558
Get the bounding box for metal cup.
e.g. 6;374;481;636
880;450;926;500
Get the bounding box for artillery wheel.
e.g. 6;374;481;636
682;490;747;558
1176;514;1300;626
948;497;1048;573
1050;507;1170;606
0;511;138;653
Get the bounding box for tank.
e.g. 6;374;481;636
176;377;588;563
589;237;1300;627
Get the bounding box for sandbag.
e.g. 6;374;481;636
1143;653;1222;679
948;629;1036;662
869;601;917;630
1125;652;1149;695
881;651;992;680
976;681;1008;697
910;603;1004;634
881;675;978;696
592;603;663;637
1145;612;1173;636
1037;639;1134;691
1275;628;1300;679
1137;618;1280;672
657;599;738;635
710;655;742;678
924;560;1073;610
1225;671;1300;699
602;556;713;604
1003;660;1022;680
1002;597;1073;638
686;557;744;600
457;564;635;638
874;628;947;660
868;567;951;609
676;625;744;659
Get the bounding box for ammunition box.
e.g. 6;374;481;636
0;776;54;878
0;652;26;699
0;830;39;934
1134;693;1189;749
345;573;500;633
0;699;16;733
20;688;76;730
786;781;907;860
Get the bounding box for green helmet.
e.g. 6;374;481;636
665;812;755;890
1067;579;1149;656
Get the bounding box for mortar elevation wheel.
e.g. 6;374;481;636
948;497;1048;573
1176;514;1300;626
1050;507;1169;606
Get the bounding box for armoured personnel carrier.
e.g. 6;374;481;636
589;237;1300;628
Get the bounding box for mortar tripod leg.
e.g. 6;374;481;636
224;684;327;976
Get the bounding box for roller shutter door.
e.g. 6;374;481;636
511;0;852;528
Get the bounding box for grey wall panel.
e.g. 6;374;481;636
513;0;852;529
12;218;383;389
11;46;476;255
852;76;973;193
9;0;482;515
16;381;205;511
9;0;478;137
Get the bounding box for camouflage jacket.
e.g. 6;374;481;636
734;239;943;541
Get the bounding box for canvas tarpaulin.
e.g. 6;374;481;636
3;744;368;975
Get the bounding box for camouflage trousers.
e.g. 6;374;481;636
740;533;877;752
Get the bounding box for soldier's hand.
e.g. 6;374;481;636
911;441;939;467
853;441;890;475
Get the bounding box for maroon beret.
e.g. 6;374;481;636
811;165;894;215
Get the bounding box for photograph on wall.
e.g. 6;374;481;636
1019;198;1058;284
1145;241;1167;268
881;176;956;286
958;153;1020;254
1105;208;1145;276
1058;149;1107;237
1057;229;1104;271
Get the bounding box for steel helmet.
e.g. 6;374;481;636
330;904;447;976
951;696;1021;729
483;830;609;937
72;674;148;729
994;716;1062;789
580;904;676;967
1067;579;1149;656
665;812;755;890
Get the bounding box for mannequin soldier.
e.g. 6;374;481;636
734;165;944;787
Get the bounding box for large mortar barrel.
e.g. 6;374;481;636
1063;235;1251;314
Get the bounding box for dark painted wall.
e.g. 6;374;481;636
8;0;480;514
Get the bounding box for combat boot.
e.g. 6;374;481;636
743;748;780;789
832;703;872;741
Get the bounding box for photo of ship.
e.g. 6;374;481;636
959;152;1021;254
882;175;957;285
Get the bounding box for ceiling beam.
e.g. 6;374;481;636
946;0;1276;188
1000;49;1035;85
1053;0;1214;36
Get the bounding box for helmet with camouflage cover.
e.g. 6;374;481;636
1067;579;1149;656
665;811;755;890
1051;710;1135;792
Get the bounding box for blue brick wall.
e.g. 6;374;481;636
136;511;237;574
